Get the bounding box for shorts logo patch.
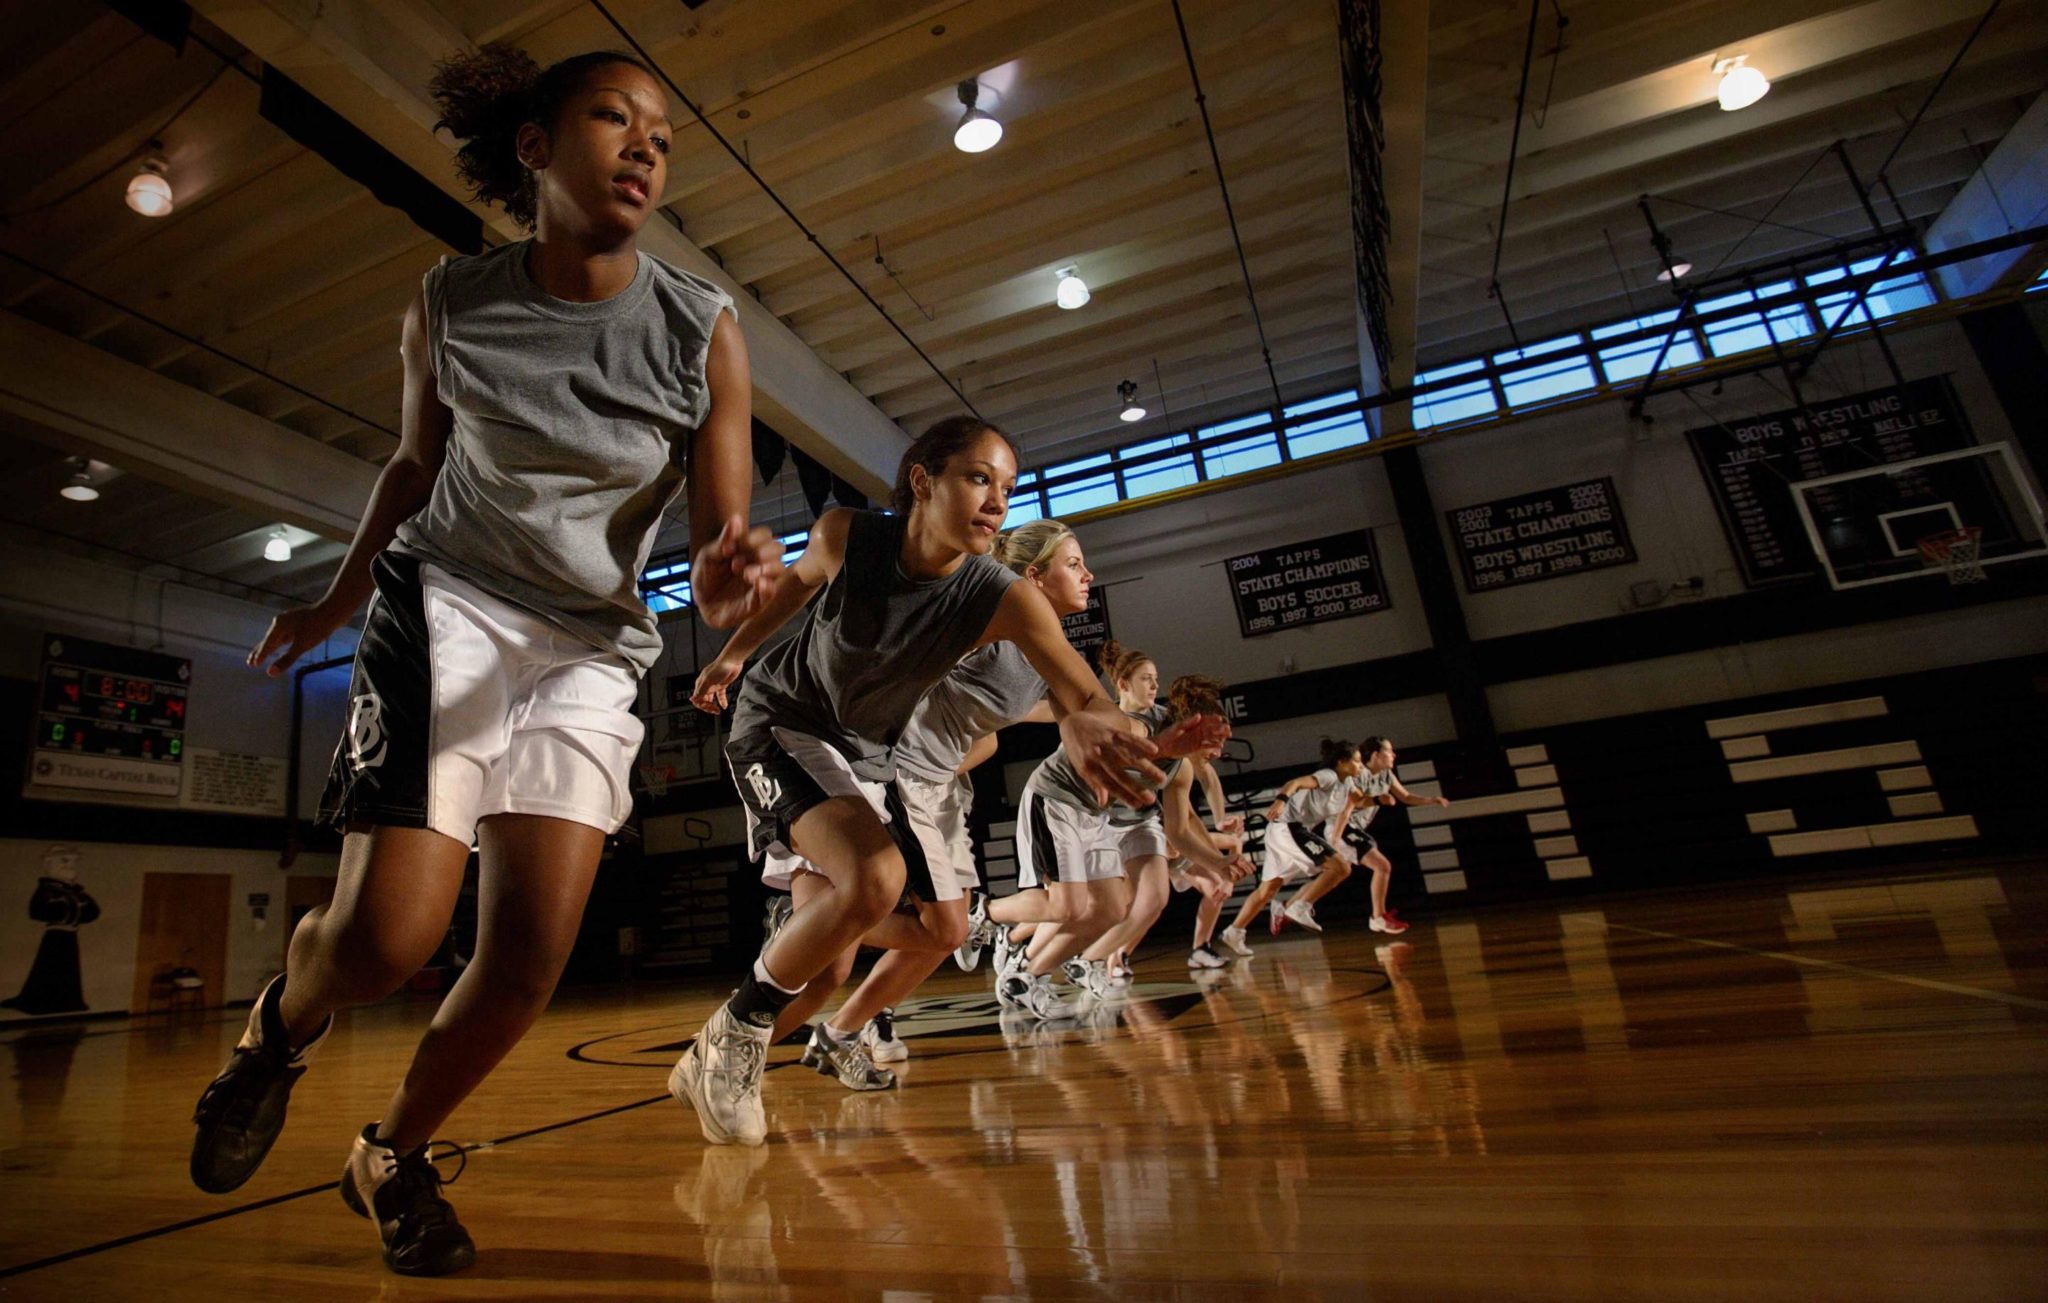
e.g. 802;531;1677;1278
348;692;388;771
743;762;781;809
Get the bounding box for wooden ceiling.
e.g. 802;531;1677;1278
0;0;2039;612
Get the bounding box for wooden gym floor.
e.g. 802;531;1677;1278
1;860;2043;1300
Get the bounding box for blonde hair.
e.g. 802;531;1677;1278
993;519;1076;577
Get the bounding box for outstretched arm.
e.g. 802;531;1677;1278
1388;775;1450;809
691;509;852;712
983;584;1161;807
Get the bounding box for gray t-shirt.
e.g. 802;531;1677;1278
731;511;1019;781
893;641;1047;783
1028;702;1180;819
1344;768;1394;831
1282;768;1350;826
392;240;734;675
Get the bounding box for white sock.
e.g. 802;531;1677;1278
753;955;797;995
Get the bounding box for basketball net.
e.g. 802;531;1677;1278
1917;527;1986;585
638;762;677;796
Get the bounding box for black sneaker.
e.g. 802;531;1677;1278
340;1125;477;1276
190;975;329;1193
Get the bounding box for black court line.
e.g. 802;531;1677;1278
0;1093;671;1280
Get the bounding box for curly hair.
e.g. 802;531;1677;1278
1097;639;1153;691
429;45;656;231
1166;673;1225;722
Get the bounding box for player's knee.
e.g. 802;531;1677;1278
328;914;438;1000
933;910;971;951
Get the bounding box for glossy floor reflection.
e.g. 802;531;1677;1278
3;861;2045;1299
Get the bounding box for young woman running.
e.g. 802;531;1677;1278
1331;736;1450;934
1218;739;1367;955
1079;670;1242;985
1001;646;1247;1014
676;420;1209;1145
187;47;783;1277
747;519;1101;1083
1173;723;1248;969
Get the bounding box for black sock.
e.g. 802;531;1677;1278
728;973;796;1029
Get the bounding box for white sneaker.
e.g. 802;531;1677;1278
669;1003;770;1147
1268;900;1287;936
1219;926;1254;957
954;896;993;972
1283;898;1323;933
996;970;1029;1010
1188;944;1228;969
1018;974;1070;1022
1370;913;1410;935
861;1008;908;1063
991;925;1017;976
800;1024;896;1091
1061;956;1113;999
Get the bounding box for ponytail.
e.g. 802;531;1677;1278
1097;638;1152;690
431;45;655;231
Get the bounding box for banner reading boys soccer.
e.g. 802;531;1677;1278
1225;529;1389;638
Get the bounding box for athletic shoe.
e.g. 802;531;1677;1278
339;1125;475;1276
991;924;1017;976
1219;926;1254;957
669;1003;771;1146
1106;951;1133;987
954;895;994;972
1384;906;1412;928
1369;914;1410;935
190;975;331;1193
1017;973;1070;1022
1061;956;1111;999
1188;944;1228;969
1269;900;1287;936
996;970;1030;1010
762;894;793;946
861;1008;908;1063
800;1024;897;1091
1283;899;1323;933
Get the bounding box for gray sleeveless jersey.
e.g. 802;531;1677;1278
391;240;734;674
893;641;1048;783
730;511;1018;781
1282;768;1350;825
1028;702;1181;819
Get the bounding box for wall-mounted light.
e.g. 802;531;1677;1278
264;528;292;563
125;144;173;216
1055;266;1089;310
953;79;1002;153
1714;56;1769;112
1117;379;1145;422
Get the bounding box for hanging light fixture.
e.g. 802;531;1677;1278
1117;379;1146;422
1655;261;1692;282
1055;265;1090;310
264;528;292;563
59;457;99;502
125;144;173;217
1714;56;1769;112
953;79;1002;153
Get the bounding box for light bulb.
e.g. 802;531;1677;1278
1119;403;1146;422
1055;267;1089;310
954;109;1002;153
1656;261;1693;282
264;529;291;563
60;481;98;502
1716;59;1769;112
1116;379;1144;421
125;155;173;216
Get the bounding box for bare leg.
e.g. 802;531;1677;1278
989;887;1059;928
770;875;855;1043
1360;848;1395;918
276;825;471;1044
1228;878;1286;934
377;814;605;1150
1291;857;1353;908
1191;884;1228;949
1025;879;1123;978
1083;855;1169;963
829;901;967;1032
758;798;906;990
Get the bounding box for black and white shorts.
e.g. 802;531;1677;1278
1336;821;1378;861
728;726;935;904
1014;788;1125;888
1260;819;1339;884
319;553;642;843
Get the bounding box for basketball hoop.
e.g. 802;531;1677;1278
1917;526;1986;584
638;762;677;796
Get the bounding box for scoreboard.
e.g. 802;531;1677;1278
30;635;191;800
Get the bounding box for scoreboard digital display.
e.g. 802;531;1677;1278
30;635;191;800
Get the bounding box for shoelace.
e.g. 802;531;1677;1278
384;1142;467;1235
714;1028;766;1102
